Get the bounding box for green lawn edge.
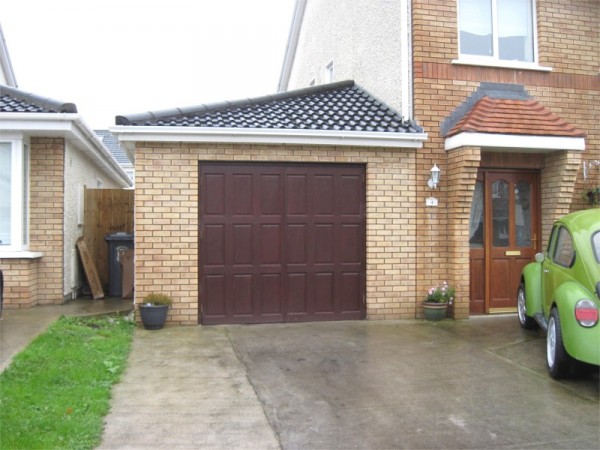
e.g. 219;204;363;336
0;315;134;450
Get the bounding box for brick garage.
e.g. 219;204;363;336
114;82;431;325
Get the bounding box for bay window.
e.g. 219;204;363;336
0;139;29;251
459;0;536;64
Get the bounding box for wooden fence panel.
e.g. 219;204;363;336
83;189;134;290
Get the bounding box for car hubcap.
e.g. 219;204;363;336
517;289;526;324
547;317;556;367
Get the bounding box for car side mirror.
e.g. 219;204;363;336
535;252;545;263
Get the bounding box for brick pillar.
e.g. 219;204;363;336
446;146;481;319
541;151;582;248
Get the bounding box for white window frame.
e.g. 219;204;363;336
454;0;551;72
0;134;30;252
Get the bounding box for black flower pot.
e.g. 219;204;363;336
138;304;169;330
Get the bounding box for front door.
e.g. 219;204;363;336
469;170;540;314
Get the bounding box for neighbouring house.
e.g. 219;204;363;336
0;83;132;308
95;130;134;184
278;0;599;317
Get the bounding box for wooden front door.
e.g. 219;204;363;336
469;170;540;314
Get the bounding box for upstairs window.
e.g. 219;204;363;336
458;0;535;63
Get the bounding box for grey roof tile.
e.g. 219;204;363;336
116;80;423;133
0;84;77;113
94;130;132;166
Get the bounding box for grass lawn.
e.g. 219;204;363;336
0;315;134;450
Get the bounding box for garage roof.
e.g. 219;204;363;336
115;80;423;134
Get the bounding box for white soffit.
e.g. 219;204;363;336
445;132;585;152
110;126;428;158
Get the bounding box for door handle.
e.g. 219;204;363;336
531;233;537;251
543;269;550;273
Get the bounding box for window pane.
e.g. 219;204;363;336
469;181;484;248
492;180;509;247
552;227;574;268
459;0;493;57
515;181;532;247
0;143;11;245
498;0;534;62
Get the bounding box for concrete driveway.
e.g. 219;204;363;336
99;315;599;449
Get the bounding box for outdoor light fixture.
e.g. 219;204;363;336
428;164;441;189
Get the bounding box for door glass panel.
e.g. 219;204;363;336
492;180;509;247
469;181;484;248
515;181;532;247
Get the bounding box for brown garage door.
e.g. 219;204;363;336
199;162;366;325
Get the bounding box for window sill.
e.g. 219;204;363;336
452;58;552;72
0;251;44;259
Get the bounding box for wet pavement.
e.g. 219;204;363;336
2;304;598;449
99;315;600;450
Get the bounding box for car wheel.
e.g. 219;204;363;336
547;307;574;379
517;283;536;329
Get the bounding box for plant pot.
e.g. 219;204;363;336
423;301;448;321
138;304;169;330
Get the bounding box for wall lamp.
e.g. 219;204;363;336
428;164;441;189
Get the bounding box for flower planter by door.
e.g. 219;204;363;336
423;302;448;321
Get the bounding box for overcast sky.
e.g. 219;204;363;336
2;0;296;129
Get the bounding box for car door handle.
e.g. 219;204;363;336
543;269;550;273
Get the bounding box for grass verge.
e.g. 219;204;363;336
0;315;134;450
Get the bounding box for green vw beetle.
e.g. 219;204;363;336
518;209;600;378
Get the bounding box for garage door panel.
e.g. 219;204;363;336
205;225;225;266
233;274;253;315
200;163;365;325
205;174;225;215
315;224;334;263
261;224;282;264
315;272;334;312
232;174;253;215
287;174;308;215
204;275;226;316
339;224;361;263
260;174;283;215
341;273;361;311
287;224;307;264
314;175;334;214
233;224;253;264
287;273;308;313
339;175;362;215
260;274;283;315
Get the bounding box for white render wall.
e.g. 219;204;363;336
63;142;123;300
285;0;406;116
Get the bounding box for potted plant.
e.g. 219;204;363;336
138;293;172;330
423;281;455;321
582;187;600;206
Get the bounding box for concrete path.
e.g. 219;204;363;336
99;316;599;450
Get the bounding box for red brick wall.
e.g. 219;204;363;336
411;0;599;314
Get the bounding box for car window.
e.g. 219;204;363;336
551;226;575;268
593;231;600;263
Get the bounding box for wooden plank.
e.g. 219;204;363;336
76;237;104;300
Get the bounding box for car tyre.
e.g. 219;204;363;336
547;307;574;379
517;283;536;329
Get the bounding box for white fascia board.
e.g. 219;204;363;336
110;126;428;154
445;132;585;152
0;113;132;187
